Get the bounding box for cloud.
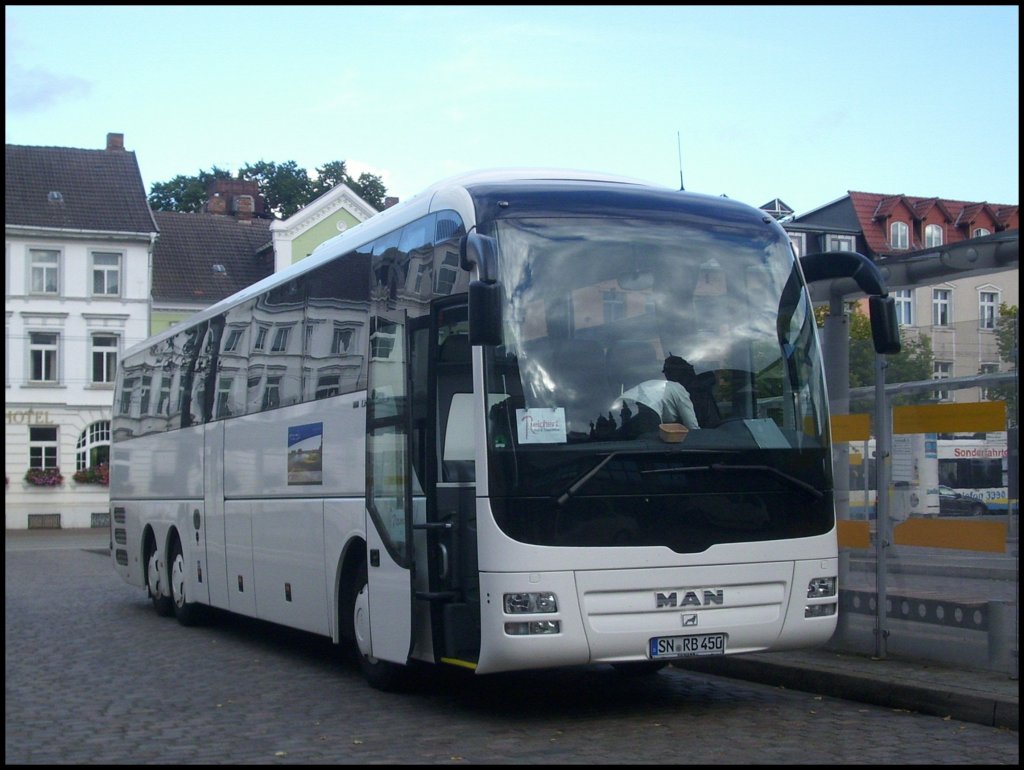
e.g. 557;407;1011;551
5;63;92;113
6;17;92;112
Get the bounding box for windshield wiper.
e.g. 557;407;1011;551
640;463;823;500
555;452;621;506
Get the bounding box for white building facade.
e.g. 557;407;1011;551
5;134;158;529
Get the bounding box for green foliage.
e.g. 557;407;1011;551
988;303;1018;425
148;166;232;213
148;159;388;218
815;301;934;401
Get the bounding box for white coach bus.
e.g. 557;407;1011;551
110;169;900;689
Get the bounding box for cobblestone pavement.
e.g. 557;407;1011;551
4;532;1019;765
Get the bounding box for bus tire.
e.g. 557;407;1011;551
145;537;173;617
347;560;408;692
169;532;202;627
611;661;668;676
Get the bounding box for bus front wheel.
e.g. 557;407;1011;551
347;562;409;692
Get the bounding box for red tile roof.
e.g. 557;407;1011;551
847;191;1018;257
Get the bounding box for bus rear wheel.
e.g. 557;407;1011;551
146;541;173;617
169;533;202;626
346;561;409;692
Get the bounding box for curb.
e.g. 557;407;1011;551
675;655;1018;731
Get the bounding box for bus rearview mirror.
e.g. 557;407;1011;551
869;295;902;355
469;280;503;346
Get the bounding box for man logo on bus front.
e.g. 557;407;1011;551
655;589;724;608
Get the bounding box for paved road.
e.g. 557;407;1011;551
5;532;1019;764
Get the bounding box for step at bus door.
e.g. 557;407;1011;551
365;311;415;665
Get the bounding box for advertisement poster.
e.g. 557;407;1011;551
287;422;323;485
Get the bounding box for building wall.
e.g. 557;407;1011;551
270;184;376;272
5;232;153;528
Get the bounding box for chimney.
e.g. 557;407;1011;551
106;133;125;152
206;193;228;215
384;196;399;209
232;194;254;222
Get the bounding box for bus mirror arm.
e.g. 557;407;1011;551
460;232;499;283
800;250;901;355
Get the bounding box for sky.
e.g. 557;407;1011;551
5;5;1020;215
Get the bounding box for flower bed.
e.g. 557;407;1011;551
24;467;64;486
73;463;109;485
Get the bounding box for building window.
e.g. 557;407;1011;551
29;331;60;383
890;222;909;250
76;421;110;471
91;334;118;384
924;224;943;248
215;376;234;418
155;375;172;416
29;426;59;470
788;232;806;258
932;289;951;326
603;290;626;323
979;291;999;330
436;250;459;296
253;325;269;351
979;363;1000;400
223;328;244;352
332;328;353;355
262;375;282;410
932;361;952;401
119;377;137;415
826;234;856;252
894;290;914;326
139;375;152;414
270;326;291;353
91;251;121;296
973;227;991;238
316;374;341;399
304;323;316;354
29;249;60;294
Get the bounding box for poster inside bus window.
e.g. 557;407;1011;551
516;408;567;444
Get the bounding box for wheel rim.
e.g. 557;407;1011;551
147;551;162;598
353;583;374;660
171;550;187;609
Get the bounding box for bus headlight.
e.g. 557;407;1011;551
503;592;558;614
805;603;837;618
806;577;836;598
504;620;561;636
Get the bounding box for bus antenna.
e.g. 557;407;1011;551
677;131;685;191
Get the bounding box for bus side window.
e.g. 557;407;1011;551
438;333;474;482
443;393;475;482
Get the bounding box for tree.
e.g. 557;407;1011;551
988;303;1018;425
815;302;934;402
148;159;388;218
240;160;314;219
148;166;232;213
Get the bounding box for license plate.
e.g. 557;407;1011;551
649;633;727;659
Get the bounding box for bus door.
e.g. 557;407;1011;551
414;298;481;666
365;311;416;665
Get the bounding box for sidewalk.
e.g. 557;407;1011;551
678;646;1018;730
6;527;1019;730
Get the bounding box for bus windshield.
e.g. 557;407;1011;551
482;212;833;551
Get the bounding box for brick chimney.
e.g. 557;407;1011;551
204;178;265;220
106;132;125;151
384;196;399;209
232;194;254;222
